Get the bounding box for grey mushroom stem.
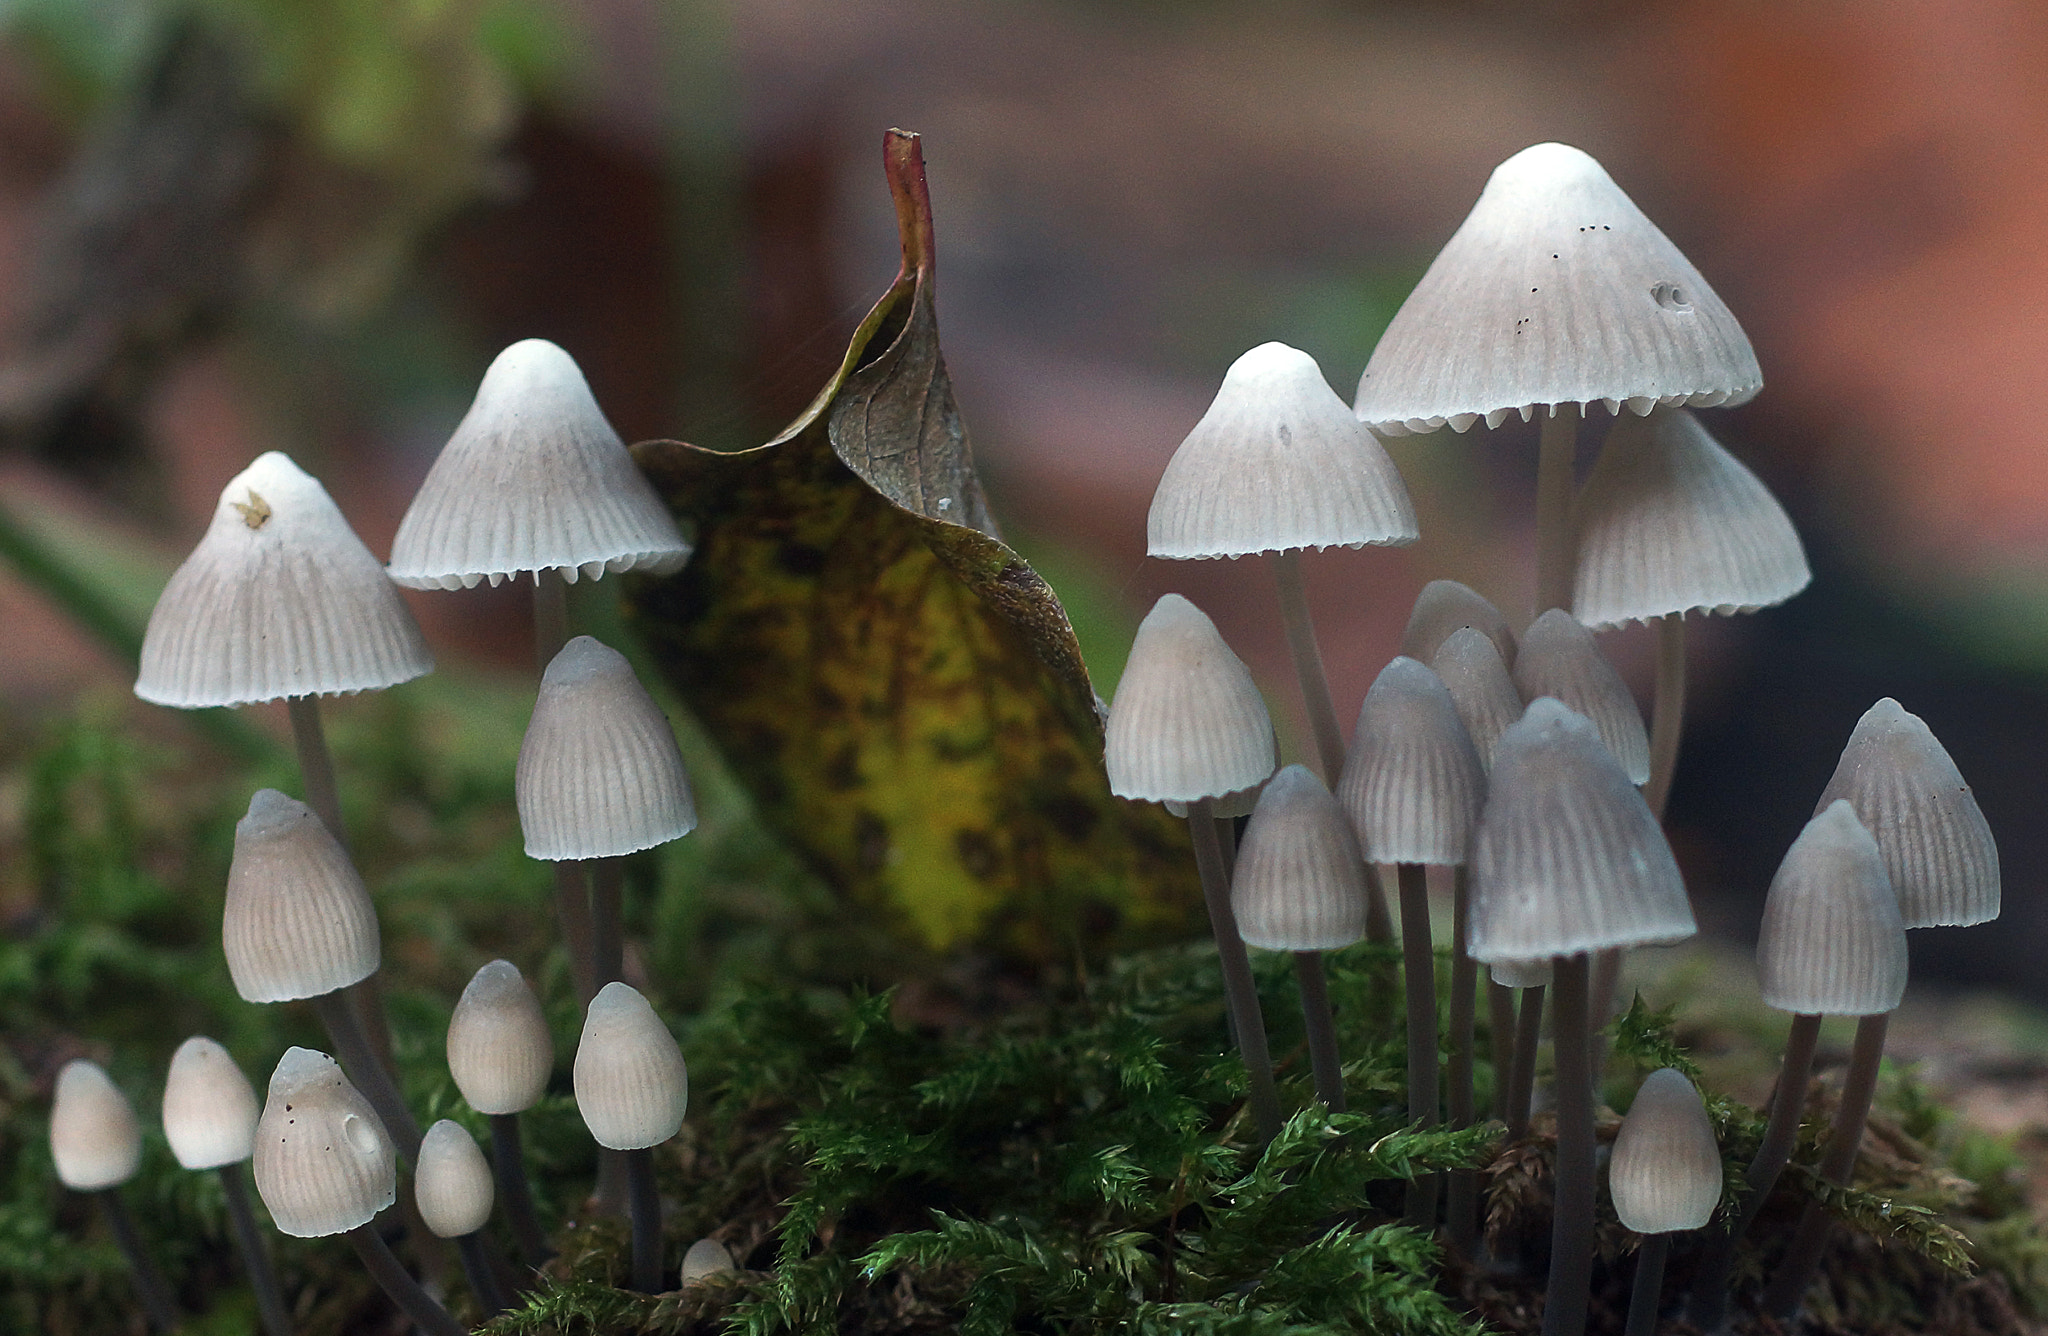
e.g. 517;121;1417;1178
1398;862;1440;1227
1446;866;1480;1255
1644;614;1687;820
96;1188;179;1334
1188;800;1283;1143
1506;984;1545;1140
1488;980;1516;1122
347;1223;465;1336
626;1146;663;1293
219;1161;292;1336
1269;549;1346;785
1625;1233;1673;1336
489;1112;555;1267
455;1229;512;1314
533;567;570;669
588;857;627;989
1543;953;1595;1336
1292;951;1344;1111
1534;407;1580;616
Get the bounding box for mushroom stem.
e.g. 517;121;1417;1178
346;1223;466;1336
626;1146;663;1293
1487;980;1516;1122
1588;947;1623;1085
1543;952;1595;1336
309;990;422;1161
1188;801;1283;1143
1534;407;1580;616
1624;1233;1672;1336
489;1112;554;1267
1507;984;1545;1140
533;567;570;670
455;1230;512;1314
588;857;626;988
1363;863;1394;946
1270;549;1346;784
286;695;346;845
95;1188;179;1333
1447;866;1479;1255
1398;862;1440;1227
219;1162;293;1336
1291;951;1344;1111
1644;614;1687;820
554;862;598;1006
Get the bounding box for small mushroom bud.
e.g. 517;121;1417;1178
1401;579;1517;667
1610;1068;1721;1235
162;1037;259;1170
1105;594;1275;803
1231;765;1368;952
50;1060;142;1191
224;790;380;1003
682;1237;736;1283
573;982;689;1151
1511;611;1651;785
253;1048;395;1237
1431;627;1523;771
415;1120;495;1240
448;960;554;1116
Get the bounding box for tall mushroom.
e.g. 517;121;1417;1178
447;958;556;1265
163;1037;289;1336
574;982;690;1293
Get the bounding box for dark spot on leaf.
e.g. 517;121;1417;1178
777;543;828;576
822;743;861;791
1040;796;1099;842
855;812;890;872
956;828;1000;880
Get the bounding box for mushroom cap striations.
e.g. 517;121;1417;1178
1148;342;1418;558
1431;627;1524;771
447;960;555;1115
387;339;690;590
1400;580;1517;666
1489;957;1553;989
1610;1067;1722;1234
517;636;698;860
1512;610;1650;784
1231;765;1370;951
253;1048;396;1238
223;789;380;1003
1815;698;1999;929
415;1120;495;1239
136;451;433;708
1354;142;1760;436
50;1060;142;1191
1572;410;1810;628
1337;657;1485;865
573;982;689;1151
1757;801;1907;1016
682;1238;737;1283
1470;699;1693;960
1105;594;1276;803
162;1037;260;1170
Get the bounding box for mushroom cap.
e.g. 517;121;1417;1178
517;636;698;860
1512;609;1650;785
136;451;433;708
387;339;691;590
1354;142;1761;436
1489;957;1552;989
1757;800;1907;1016
50;1060;141;1191
447;959;554;1116
415;1120;495;1239
1572;409;1810;628
1470;698;1694;960
682;1237;737;1283
1610;1067;1722;1234
162;1037;260;1170
1815;698;1999;929
573;982;689;1151
1400;579;1517;666
223;789;380;1003
1431;627;1524;771
1337;657;1485;865
1147;342;1418;559
252;1047;396;1238
1231;765;1370;951
1105;594;1276;803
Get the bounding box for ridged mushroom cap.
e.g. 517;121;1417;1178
50;1060;141;1191
1400;579;1517;666
223;789;380;1003
1572;410;1810;628
1470;698;1694;960
415;1120;495;1239
682;1238;737;1283
1815;699;1999;929
447;960;554;1115
162;1037;259;1170
1148;342;1418;558
1431;627;1524;771
1354;142;1760;436
387;339;690;590
1757;801;1907;1016
1337;657;1485;865
573;982;689;1151
1164;781;1264;820
1512;610;1650;785
1231;765;1369;951
517;636;698;860
1105;594;1276;803
253;1048;396;1238
1610;1067;1722;1234
136;451;433;708
1489;957;1553;988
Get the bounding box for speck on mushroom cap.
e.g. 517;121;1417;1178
1104;594;1276;803
1431;627;1524;772
252;1047;395;1238
1336;657;1485;865
1512;609;1650;785
136;451;433;708
387;339;691;590
1400;579;1517;666
1610;1067;1722;1234
1757;800;1907;1016
415;1119;495;1239
162;1036;259;1170
223;789;380;1003
573;982;689;1151
1147;342;1418;559
1354;142;1761;436
447;960;554;1115
1231;764;1369;951
50;1059;141;1191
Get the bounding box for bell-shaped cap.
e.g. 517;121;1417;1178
136;451;434;708
1572;410;1810;628
1431;627;1524;771
447;960;554;1116
1231;765;1369;951
415;1120;495;1240
50;1060;141;1191
253;1048;396;1238
1512;610;1650;784
1105;594;1276;803
683;1237;737;1283
1489;957;1552;989
517;636;697;860
1610;1067;1721;1234
1815;699;1999;929
573;982;689;1151
1148;342;1418;559
1757;801;1907;1016
387;339;690;590
1400;579;1517;666
1337;657;1485;865
1470;698;1693;960
162;1037;259;1170
224;789;380;1003
1354;142;1760;436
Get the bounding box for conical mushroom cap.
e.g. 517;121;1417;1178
387;339;690;590
415;1119;495;1239
1337;657;1485;865
1610;1067;1721;1234
1470;698;1693;960
50;1060;141;1190
1758;801;1907;1016
1572;410;1810;628
253;1047;396;1238
136;451;433;707
1354;142;1761;436
447;960;554;1115
1489;957;1552;989
1231;765;1369;951
682;1237;737;1283
162;1037;259;1170
1148;342;1418;559
1400;579;1516;666
1512;610;1650;784
1105;594;1276;803
223;789;380;1003
1431;627;1524;771
517;636;698;860
1815;699;1999;929
573;982;689;1151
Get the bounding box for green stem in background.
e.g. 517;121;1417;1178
588;857;626;989
347;1224;465;1336
96;1188;179;1333
1507;985;1544;1141
1534;407;1580;616
625;1146;663;1293
1488;980;1517;1122
1543;954;1595;1336
310;990;422;1162
489;1112;554;1268
1270;549;1346;785
1624;1232;1673;1336
1398;863;1439;1228
1644;613;1687;820
455;1230;512;1314
219;1162;292;1336
1188;801;1283;1144
1446;866;1479;1256
1292;950;1344;1111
